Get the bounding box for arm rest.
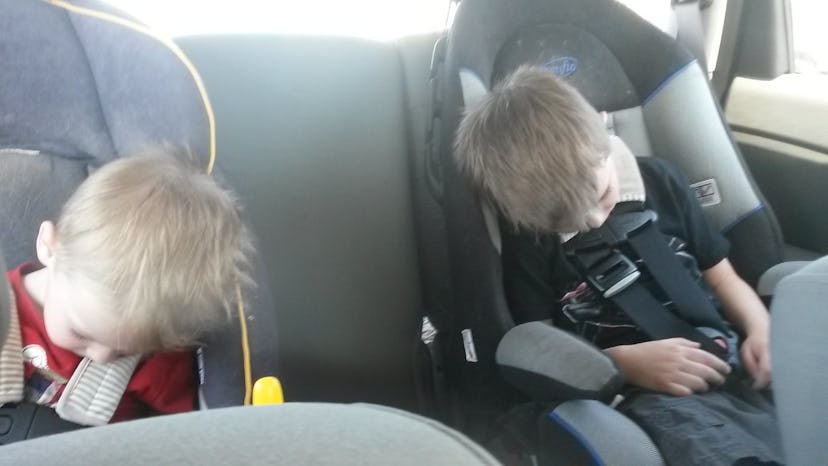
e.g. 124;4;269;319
496;321;623;402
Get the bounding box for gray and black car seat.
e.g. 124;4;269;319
0;0;277;442
429;0;785;463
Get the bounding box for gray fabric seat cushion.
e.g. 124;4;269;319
771;255;828;466
0;402;500;465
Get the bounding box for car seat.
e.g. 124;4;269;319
430;0;785;462
0;0;277;442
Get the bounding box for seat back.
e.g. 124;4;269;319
771;256;828;466
434;0;784;431
177;33;431;410
0;0;276;417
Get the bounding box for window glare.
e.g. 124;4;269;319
790;1;828;73
103;0;450;40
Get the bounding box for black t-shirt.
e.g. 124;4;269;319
501;157;730;348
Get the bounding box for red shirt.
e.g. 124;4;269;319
8;264;195;422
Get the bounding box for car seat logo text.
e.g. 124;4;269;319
544;57;578;77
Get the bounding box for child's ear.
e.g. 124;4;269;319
35;221;58;268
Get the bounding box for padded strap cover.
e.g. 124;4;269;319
0;276;138;426
0;283;24;404
55;354;140;426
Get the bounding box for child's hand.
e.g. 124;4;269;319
605;338;731;396
740;331;771;390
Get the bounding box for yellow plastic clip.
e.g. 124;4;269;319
252;376;284;405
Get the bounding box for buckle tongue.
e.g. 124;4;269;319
586;251;640;298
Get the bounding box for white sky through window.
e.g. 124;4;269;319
103;0;451;40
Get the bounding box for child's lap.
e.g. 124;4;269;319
618;379;783;465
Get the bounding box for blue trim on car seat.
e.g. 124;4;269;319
547;412;605;466
642;60;698;106
722;204;765;234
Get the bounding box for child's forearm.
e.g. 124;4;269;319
701;258;769;337
702;258;773;388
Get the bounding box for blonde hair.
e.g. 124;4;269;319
453;65;610;233
54;149;253;352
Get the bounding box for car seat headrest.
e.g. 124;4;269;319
493;24;639;111
450;0;691;108
0;0;212;167
0;0;212;266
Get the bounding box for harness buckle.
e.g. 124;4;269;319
585;250;641;298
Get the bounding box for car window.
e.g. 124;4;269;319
103;0;451;40
790;0;828;73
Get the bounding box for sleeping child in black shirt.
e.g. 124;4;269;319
453;64;782;465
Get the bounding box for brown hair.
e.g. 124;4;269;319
454;65;610;233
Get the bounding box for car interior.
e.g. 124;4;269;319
0;0;827;464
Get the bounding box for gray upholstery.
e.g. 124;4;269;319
0;403;500;466
0;251;6;348
608;107;654;157
642;59;785;286
756;260;810;296
551;400;664;466
496;322;622;400
0;0;210;268
771;256;828;466
177;35;426;410
642;62;759;230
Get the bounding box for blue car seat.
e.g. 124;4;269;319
0;0;277;442
429;0;785;462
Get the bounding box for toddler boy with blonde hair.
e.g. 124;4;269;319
0;151;253;425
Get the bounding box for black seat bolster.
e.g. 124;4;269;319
496;321;623;402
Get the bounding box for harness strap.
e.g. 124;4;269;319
608;279;726;358
565;210;728;359
0;279;138;426
0;284;24;403
55;354;140;426
625;220;729;333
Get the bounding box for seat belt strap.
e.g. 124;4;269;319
565;210;728;359
0;285;24;404
625;220;729;334
609;282;726;358
55;354;140;426
0;280;138;426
